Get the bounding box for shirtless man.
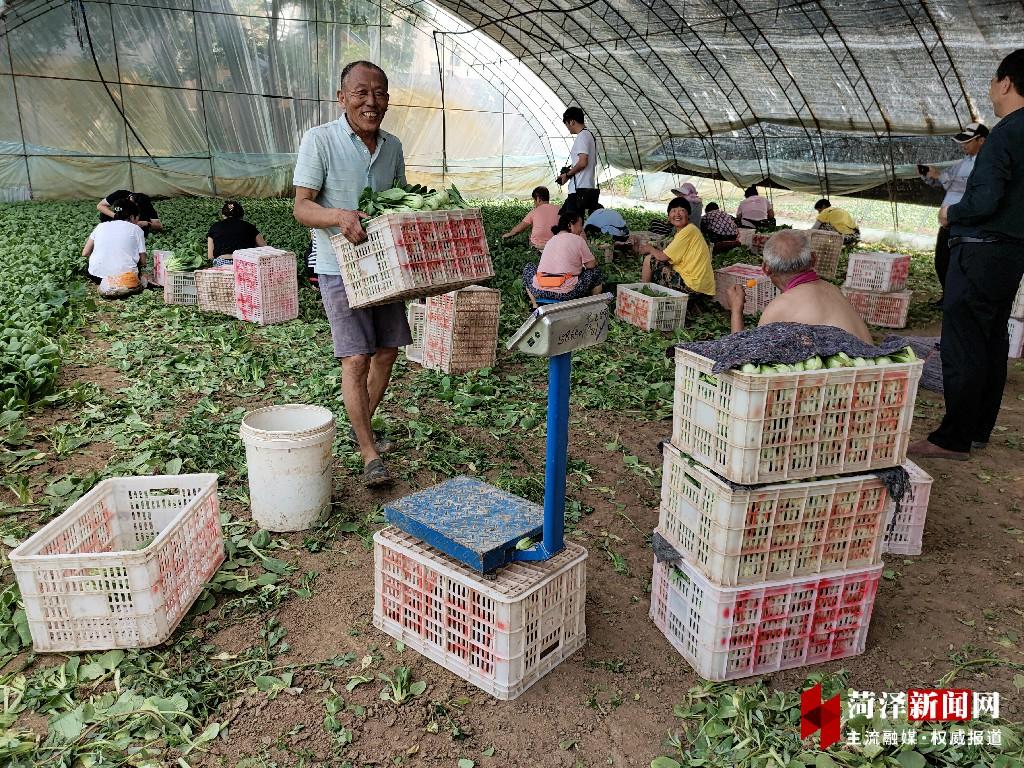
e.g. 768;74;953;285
725;229;872;343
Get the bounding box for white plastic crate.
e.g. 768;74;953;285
840;287;912;329
422;286;500;374
1010;318;1024;359
373;527;587;700
659;443;886;586
615;282;688;331
735;228;770;255
194;265;237;317
1012;278;1024;320
405;302;426;364
150;250;172;287
330;209;494;309
9;474;223;652
163;271;197;306
714;263;779;315
232;247;298;325
650;556;882;682
808;230;843;281
881;460;932;556
671;347;923;485
844;252;911;293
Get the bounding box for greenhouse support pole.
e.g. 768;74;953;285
4;28;32;198
433;32;448;182
191;0;217;196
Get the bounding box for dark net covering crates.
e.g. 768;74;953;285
422;286;500;374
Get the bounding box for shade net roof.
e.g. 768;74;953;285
1;0;1021;201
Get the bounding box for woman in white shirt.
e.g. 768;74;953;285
82;199;147;296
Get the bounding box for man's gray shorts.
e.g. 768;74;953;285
318;274;412;358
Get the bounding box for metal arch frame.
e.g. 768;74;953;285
703;0;829;197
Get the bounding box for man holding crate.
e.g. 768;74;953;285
293;61;410;488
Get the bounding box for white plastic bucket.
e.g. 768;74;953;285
239;405;337;532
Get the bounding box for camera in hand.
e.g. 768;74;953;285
557;166;572;184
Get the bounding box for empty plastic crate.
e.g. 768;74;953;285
714;263;780;315
659;443;887;586
9;474;223;652
736;229;770;255
163;271;197;306
1011;319;1024;359
150;250;171;287
330;209;494;309
1012;278;1024;319
650;555;882;681
882;460;931;556
844;252;911;292
373;527;587;700
194;265;237;317
615;282;688;331
671;347;923;485
422;286;500;374
840;287;912;329
232;247;299;325
809;230;843;281
405;302;426;364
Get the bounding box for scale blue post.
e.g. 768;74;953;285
384;294;612;573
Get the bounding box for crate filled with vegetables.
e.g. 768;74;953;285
615;282;688;331
162;251;205;306
329;184;493;309
882;459;931;556
843;251;911;293
422;286;501;374
713;263;779;315
232;247;298;325
840;287;912;328
671;346;923;485
659;443;888;587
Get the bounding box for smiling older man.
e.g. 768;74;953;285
293;61;409;488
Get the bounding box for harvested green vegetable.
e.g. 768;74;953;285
736;347;917;374
165;252;205;272
357;183;469;222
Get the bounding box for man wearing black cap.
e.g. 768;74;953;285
918;121;988;300
910;49;1024;461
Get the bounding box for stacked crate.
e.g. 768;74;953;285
713;263;779;315
735;229;843;280
404;286;500;374
1010;278;1024;358
650;346;924;681
841;252;912;329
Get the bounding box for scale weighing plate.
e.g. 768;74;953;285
384;476;544;573
507;293;612;357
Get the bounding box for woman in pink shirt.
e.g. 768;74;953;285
522;209;604;307
735;185;775;229
502;186;561;250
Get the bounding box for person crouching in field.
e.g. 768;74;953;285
207;200;267;266
82;198;147;298
522;209;604;308
634;197;716;306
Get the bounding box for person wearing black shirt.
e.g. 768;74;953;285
207;201;266;266
97;190;162;234
910;49;1024;461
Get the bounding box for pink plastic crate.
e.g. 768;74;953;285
714;263;779;315
150;250;172;287
1012;278;1024;319
841;287;912;329
671;347;923;484
1010;319;1024;359
330;210;494;309
844;252;911;292
422;286;500;374
374;527;587;700
650;556;881;681
736;229;770;255
232;247;298;325
809;230;843;281
882;460;931;556
659;443;886;586
615;283;689;331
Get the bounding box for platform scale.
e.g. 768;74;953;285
373;294;612;699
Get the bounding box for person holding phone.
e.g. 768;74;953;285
918;121;988;301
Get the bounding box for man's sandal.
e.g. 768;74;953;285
362;458;393;488
348;427;394;455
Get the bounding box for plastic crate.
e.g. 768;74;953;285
422;286;500;374
844;252;911;293
670;347;923;485
329;209;494;309
659;443;886;587
194;266;237;317
714;263;779;315
736;229;770;255
232;247;298;325
615;282;689;331
150;250;172;287
840;287;912;329
808;230;843;281
881;460;931;556
1012;278;1024;320
373;527;587;700
163;271;197;306
9;474;223;653
1010;318;1024;359
650;556;881;681
405;302;426;364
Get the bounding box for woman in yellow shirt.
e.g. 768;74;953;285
812;199;861;246
635;197;716;299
